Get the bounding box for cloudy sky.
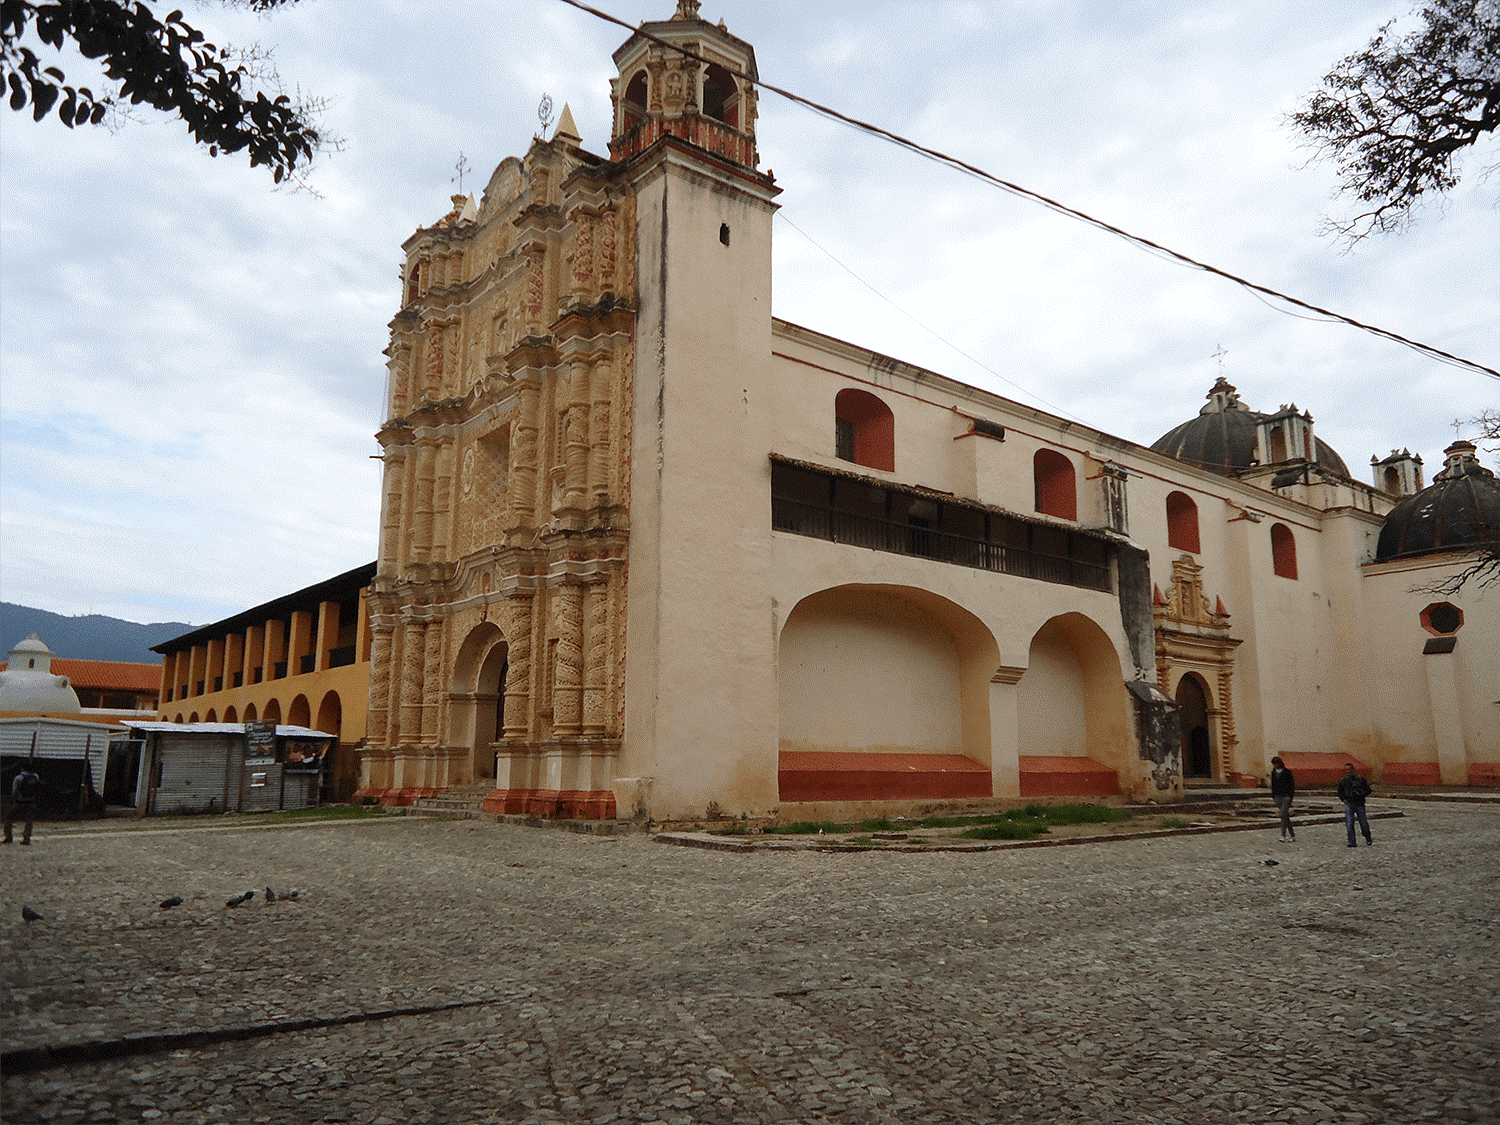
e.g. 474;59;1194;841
1;0;1495;628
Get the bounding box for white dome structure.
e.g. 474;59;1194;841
0;634;82;714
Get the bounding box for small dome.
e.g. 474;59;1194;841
1376;441;1500;562
0;634;82;713
1150;377;1350;479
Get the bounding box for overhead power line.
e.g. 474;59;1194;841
558;0;1499;381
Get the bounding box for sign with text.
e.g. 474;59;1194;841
244;721;277;767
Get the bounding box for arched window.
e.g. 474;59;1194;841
1271;523;1298;579
702;63;737;127
1383;466;1400;493
1166;491;1200;553
834;388;895;471
223;705;239;724
622;70;648;133
1033;449;1077;521
1268;425;1288;462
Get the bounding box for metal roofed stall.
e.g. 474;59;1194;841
121;722;334;815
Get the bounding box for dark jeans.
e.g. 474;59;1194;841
1275;795;1295;838
1344;802;1370;845
3;801;36;843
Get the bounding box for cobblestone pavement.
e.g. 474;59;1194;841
2;801;1496;1125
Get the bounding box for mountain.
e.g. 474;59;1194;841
0;603;190;664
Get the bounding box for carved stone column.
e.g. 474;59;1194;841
510;376;540;526
367;622;393;749
503;595;533;739
432;440;454;558
413;442;436;563
1216;667;1238;778
553;584;584;736
588;359;613;508
398;620;425;742
421;620;444;744
582;581;610;736
563;360;592;510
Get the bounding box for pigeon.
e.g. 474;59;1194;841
21;905;42;922
1262;859;1280;867
285;888;301;901
226;893;248;908
242;889;256;902
264;887;277;903
160;896;184;909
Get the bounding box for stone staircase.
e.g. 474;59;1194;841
410;782;639;834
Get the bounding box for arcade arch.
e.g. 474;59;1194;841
1017;613;1131;778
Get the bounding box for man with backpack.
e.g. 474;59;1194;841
3;764;42;846
1337;763;1374;848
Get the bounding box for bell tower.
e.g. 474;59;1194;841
609;0;760;169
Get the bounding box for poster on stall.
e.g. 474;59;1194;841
245;721;277;766
283;739;328;776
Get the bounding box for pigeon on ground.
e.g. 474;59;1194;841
226;893;248;908
264;887;277;903
1262;859;1280;867
160;896;184;909
21;905;42;922
285;888;301;901
242;889;256;902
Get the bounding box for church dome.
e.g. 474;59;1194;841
1150;377;1350;479
0;634;82;713
1375;441;1500;562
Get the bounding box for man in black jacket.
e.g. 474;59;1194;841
1270;756;1296;842
1337;763;1373;848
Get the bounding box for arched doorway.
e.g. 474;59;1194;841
261;698;282;726
288;694;311;729
450;622;508;784
1176;674;1213;778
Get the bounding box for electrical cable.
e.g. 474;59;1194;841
557;0;1499;381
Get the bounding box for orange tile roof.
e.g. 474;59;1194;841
0;658;161;692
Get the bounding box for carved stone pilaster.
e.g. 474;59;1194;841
503;594;533;739
421;620;444;744
398;620;425;741
588;359;613;507
582;581;610;736
553;584;584;735
511;376;540;526
367;623;393;749
564;360;591;510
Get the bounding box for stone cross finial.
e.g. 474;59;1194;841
674;0;701;19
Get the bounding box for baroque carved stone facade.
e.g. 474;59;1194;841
361;129;639;817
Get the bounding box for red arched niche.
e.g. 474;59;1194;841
1034;449;1077;521
1271;523;1298;579
1166;491;1200;553
835;388;895;472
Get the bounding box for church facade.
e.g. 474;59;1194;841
355;2;1498;820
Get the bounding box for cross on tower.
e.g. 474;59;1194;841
1212;344;1228;373
452;151;469;192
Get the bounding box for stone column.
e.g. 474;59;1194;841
989;665;1026;798
553;584;584;736
563;360;592;510
503;596;533;739
367;622;393;749
421;620;444;745
413;442;436;563
582;581;610;736
432;441;454;559
588;359;613;508
398;620;425;743
510;376;541;526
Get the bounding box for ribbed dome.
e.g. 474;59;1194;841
1376;441;1500;562
1150;377;1350;479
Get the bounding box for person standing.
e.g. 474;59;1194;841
1270;756;1296;842
1336;763;1373;848
3;765;42;845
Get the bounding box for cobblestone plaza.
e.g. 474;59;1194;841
3;801;1496;1124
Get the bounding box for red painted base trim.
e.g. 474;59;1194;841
1468;763;1500;788
1384;762;1442;786
482;788;618;819
384;787;440;807
1018;756;1119;798
778;751;991;803
1278;752;1370;787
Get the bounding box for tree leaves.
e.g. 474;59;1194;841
1292;0;1500;243
1;0;324;184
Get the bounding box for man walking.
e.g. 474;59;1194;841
1270;756;1296;842
1336;763;1373;848
3;764;42;845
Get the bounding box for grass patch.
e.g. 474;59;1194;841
958;822;1040;840
257;805;407;822
1159;816;1192;829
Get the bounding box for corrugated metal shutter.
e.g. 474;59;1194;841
0;725;106;759
153;734;235;815
239;763;284;813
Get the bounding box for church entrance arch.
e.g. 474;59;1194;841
1176;673;1213;778
451;622;508;783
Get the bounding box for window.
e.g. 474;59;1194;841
1166;491;1200;553
1270;523;1298;579
834;389;894;471
622;70;648;133
1033;449;1077;521
702;63;738;127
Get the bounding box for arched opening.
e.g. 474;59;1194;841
1268;425;1288;462
1034;449;1077;521
288;694;311;729
777;585;997;802
188;712;199;723
174;713;184;723
316;692;343;737
451;622;509;784
223;705;238;724
702;62;738;127
1017;613;1129;795
1175;674;1213;778
834;388;895;471
1166;491;1200;553
316;691;352;801
205;709;217;723
243;703;258;723
1383;465;1400;493
622;69;648;133
261;698;282;726
1271;522;1298;579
